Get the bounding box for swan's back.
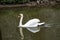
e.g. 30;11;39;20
24;18;40;27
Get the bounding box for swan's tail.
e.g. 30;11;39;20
38;22;51;27
38;22;45;25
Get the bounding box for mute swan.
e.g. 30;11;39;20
18;13;45;40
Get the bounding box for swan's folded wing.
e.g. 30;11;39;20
26;27;40;33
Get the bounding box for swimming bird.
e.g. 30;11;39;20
18;14;45;33
18;13;45;40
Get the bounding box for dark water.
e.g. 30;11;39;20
0;7;60;40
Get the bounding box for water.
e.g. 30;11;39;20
0;7;60;40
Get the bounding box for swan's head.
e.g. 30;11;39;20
20;14;23;16
18;13;23;18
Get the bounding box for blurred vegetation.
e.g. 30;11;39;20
0;0;30;4
0;0;60;7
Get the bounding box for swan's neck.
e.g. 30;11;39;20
19;15;23;26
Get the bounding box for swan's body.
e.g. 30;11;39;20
18;14;45;33
19;18;44;27
18;14;45;40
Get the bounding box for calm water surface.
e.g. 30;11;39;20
0;7;60;40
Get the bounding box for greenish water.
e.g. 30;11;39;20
0;7;60;40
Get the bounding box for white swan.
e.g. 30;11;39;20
18;13;45;40
18;14;45;33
